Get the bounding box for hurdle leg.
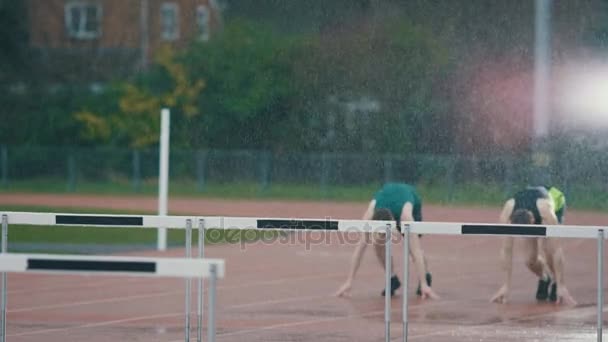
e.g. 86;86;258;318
598;229;604;342
385;223;392;342
208;264;217;342
197;219;205;342
1;214;7;342
185;219;193;342
402;224;410;342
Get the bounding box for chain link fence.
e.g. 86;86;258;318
1;145;607;205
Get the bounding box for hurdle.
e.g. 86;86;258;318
3;211;605;342
0;253;224;342
0;212;223;342
183;217;607;342
0;212;395;341
401;222;607;342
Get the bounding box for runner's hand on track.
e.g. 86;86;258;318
420;285;440;300
335;281;352;297
556;286;577;306
490;284;510;304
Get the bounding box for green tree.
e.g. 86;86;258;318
75;47;204;148
0;0;29;82
180;19;300;149
291;17;452;153
73;20;298;150
226;0;373;34
0;86;86;145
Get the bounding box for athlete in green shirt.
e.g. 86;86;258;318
335;183;439;299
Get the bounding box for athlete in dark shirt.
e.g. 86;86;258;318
490;186;576;305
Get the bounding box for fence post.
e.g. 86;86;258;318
446;155;455;203
67;152;76;192
383;154;393;183
132;149;141;192
561;155;571;199
470;155;479;180
1;146;7;189
258;150;271;194
503;154;514;196
320;152;330;198
196;150;207;192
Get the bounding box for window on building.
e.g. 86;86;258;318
161;3;179;41
65;2;102;39
195;5;210;41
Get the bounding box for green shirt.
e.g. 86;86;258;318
548;187;566;212
374;183;422;222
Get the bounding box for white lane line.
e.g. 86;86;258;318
7;293;462;338
8;262;494;313
7;276;145;295
8;312;181;337
8;272;353;313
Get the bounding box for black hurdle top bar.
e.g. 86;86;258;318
56;215;143;226
0;253;225;278
27;258;155;273
461;224;546;236
257;219;339;230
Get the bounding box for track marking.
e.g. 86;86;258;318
392;302;608;340
7;277;145;295
7;294;464;337
205;300;608;341
7;272;360;313
8;262;498;313
8;312;181;337
6;235;598;338
7;235;493;313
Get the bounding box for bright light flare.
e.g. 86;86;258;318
555;62;608;129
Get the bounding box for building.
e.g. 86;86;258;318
27;0;224;82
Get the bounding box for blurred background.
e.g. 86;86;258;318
1;4;607;340
1;0;608;208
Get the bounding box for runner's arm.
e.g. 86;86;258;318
536;198;576;304
499;199;515;288
345;200;376;282
492;199;515;303
401;203;427;287
335;200;375;296
537;198;558;226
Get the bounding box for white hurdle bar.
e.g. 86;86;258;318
0;212;212;342
0;253;224;342
0;212;395;341
0;253;224;278
401;221;607;342
4;212;606;342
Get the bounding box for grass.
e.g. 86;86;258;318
2;178;505;202
3;178;379;200
3;178;608;210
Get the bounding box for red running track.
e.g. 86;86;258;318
0;193;607;341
